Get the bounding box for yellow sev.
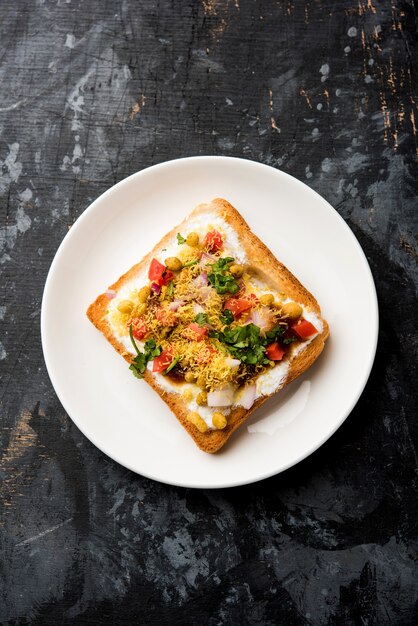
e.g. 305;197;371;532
108;254;281;390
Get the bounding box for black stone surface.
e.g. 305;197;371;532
1;1;417;624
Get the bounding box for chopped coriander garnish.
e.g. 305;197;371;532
220;309;234;325
207;257;239;295
165;355;181;374
177;233;186;245
194;312;209;326
183;258;198;268
162;248;167;251
128;327;162;378
210;323;270;366
265;325;286;342
283;336;297;345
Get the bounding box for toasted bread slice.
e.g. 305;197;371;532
87;198;329;453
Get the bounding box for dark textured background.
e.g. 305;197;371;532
1;1;417;624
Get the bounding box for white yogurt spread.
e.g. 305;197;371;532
106;210;323;429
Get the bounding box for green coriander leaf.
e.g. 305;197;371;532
283;336;297;345
177;233;186;244
195;312;209;326
220;309;234;325
129;364;142;378
128;327;161;378
207;256;239;295
211;257;235;271
266;325;287;342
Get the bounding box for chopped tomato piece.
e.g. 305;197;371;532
152;349;174;373
204;230;223;253
160;269;174;286
246;293;259;305
156;307;177;327
183;322;208;341
148;258;165;282
224;297;254;319
130;317;148;340
291;319;318;340
266;342;285;361
148;259;174;287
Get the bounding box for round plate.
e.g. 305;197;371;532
41;157;378;488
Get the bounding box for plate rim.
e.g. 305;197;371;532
41;155;379;488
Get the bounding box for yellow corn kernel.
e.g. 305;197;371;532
117;300;133;314
187;412;208;433
212;412;227;430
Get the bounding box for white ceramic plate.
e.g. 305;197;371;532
41;157;378;488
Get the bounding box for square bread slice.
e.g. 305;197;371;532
87;198;329;453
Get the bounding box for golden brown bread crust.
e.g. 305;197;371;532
87;198;329;454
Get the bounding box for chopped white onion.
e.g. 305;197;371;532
207;384;235;407
168;300;185;311
193;302;205;314
244;307;275;332
193;272;209;287
199;252;216;268
235;384;256;409
225;357;241;369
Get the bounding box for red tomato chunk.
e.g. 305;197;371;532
204;230;223;253
224;297;253;318
148;258;165;282
152;349;174;373
185;323;208;341
160;269;173;286
131;317;148;340
265;342;285;361
291;319;318;340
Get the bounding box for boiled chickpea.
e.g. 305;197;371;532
186;232;199;247
212;412;227;429
185;372;197;383
117;300;133;314
260;293;275;306
196;391;207;406
281;302;303;321
187;412;208;433
229;264;244;277
197;374;207;389
138;286;151;302
135;303;147;316
165;257;183;272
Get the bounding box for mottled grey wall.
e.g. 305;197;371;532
1;1;417;624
